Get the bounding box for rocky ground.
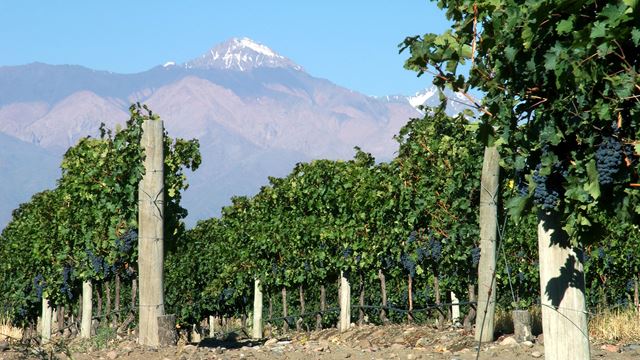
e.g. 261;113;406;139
2;324;640;359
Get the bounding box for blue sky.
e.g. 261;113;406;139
0;1;451;96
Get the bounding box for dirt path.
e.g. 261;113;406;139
2;324;639;359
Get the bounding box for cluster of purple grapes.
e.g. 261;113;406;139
515;170;529;197
220;287;235;302
532;164;561;210
60;265;74;299
471;247;481;267
400;253;417;277
116;229;137;254
427;237;442;262
595;137;623;185
271;262;280;276
401;231;442;277
33;274;45;299
86;250;116;279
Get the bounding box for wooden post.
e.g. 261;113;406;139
378;270;388;324
339;271;351;332
512;309;533;342
358;273;365;326
296;285;305;331
252;279;263;339
475;145;499;342
538;211;590;359
41;297;52;342
81;280;92;338
451;292;460;324
281;287;289;332
191;324;201;343
57;306;65;335
407;275;414;323
138;117;166;346
209;315;215;337
114;274;120;327
316;285;326;330
634;279;639;314
105;282;111;324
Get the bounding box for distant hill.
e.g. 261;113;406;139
0;37;473;229
0;132;60;226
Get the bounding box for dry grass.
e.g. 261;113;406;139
0;316;23;341
493;305;640;343
589;307;640;343
493;306;543;337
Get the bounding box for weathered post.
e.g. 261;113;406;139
252;279;263;339
451;292;460;324
512;309;533;342
339;271;351;332
41;297;52;342
81;280;92;338
475;145;499;342
538;211;590;359
138;116;168;346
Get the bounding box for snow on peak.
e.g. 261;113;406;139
184;37;303;72
404;86;477;116
234;37;281;58
408;87;438;108
163;61;176;68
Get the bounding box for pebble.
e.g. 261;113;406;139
531;350;543;358
522;340;534;348
106;350;118;359
264;338;278;346
499;336;518;346
414;337;430;347
622;344;640;352
600;344;619;352
183;344;197;353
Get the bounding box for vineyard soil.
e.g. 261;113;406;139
2;324;638;359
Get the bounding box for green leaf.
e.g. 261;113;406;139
585;160;601;200
504;46;517;62
556;18;574;35
590;22;607;39
506;195;528;219
632;29;640;46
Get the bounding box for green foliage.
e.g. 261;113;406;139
401;0;640;244
165;106;485;323
0;104;199;325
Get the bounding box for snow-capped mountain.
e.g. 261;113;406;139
0;37;420;228
184;37;302;72
377;86;477;116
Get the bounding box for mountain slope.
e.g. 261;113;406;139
0;132;60;227
0;37;430;228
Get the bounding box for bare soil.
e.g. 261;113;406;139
1;324;639;359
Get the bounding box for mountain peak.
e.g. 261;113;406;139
184;37;303;72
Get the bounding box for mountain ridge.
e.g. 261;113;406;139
0;37;464;229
